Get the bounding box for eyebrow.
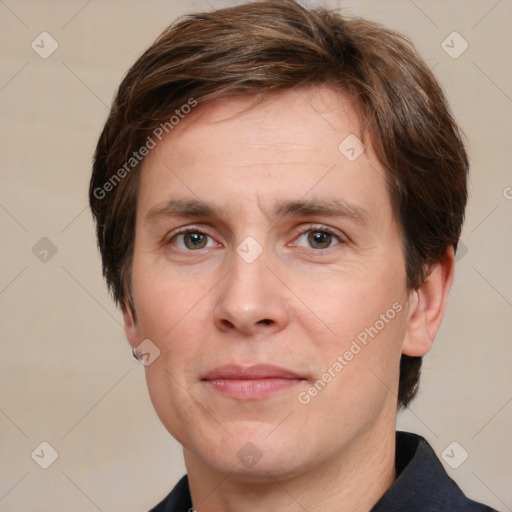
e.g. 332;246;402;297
274;197;370;225
145;197;370;226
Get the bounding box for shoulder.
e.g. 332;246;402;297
148;475;192;512
371;431;500;512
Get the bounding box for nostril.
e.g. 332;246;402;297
221;319;235;328
259;319;272;325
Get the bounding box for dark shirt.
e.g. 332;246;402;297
149;431;498;512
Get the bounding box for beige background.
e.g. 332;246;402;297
0;0;511;510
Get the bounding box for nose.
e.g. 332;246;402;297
213;245;289;337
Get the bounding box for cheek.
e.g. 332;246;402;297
292;264;406;343
130;253;209;341
293;267;408;405
301;303;406;426
143;364;197;446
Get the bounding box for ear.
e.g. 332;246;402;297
402;246;455;357
122;302;141;350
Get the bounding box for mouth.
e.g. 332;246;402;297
201;364;306;400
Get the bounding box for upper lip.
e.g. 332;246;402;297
202;364;304;380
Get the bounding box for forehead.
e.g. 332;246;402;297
164;85;364;164
137;84;390;222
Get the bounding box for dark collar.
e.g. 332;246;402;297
371;431;497;511
150;431;497;512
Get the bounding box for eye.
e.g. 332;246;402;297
294;226;343;250
169;229;218;251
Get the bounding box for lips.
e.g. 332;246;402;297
203;364;303;380
202;364;305;400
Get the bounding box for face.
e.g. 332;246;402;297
125;85;418;480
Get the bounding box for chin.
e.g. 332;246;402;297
205;453;309;483
188;426;312;480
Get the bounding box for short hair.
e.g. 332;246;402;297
89;0;469;409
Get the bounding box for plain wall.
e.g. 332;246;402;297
0;0;511;510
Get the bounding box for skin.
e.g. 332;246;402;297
123;85;454;512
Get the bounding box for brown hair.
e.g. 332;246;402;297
90;0;468;409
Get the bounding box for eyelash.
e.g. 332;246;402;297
292;224;344;250
166;224;345;252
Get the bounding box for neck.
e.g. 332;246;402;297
184;422;397;512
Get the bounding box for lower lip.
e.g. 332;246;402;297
204;378;303;400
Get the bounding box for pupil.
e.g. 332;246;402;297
309;231;331;249
187;232;205;249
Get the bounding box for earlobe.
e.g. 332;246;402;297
122;303;140;349
402;247;455;357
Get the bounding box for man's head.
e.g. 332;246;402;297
89;0;467;470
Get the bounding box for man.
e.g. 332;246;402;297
89;1;498;511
